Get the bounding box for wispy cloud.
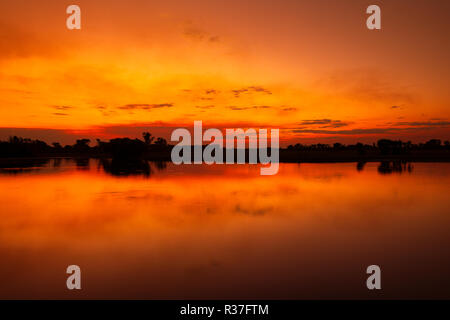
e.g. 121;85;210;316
227;105;272;111
291;121;450;135
394;121;450;127
95;105;117;117
299;119;350;128
292;128;398;135
280;107;297;112
52;105;73;110
232;86;272;98
183;23;220;43
118;103;174;110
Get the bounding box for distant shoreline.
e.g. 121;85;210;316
1;136;450;165
1;150;449;165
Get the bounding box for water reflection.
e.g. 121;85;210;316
0;158;50;174
0;158;418;177
100;158;151;177
0;158;167;177
0;161;449;299
53;158;62;168
75;158;90;171
356;161;366;172
377;160;414;174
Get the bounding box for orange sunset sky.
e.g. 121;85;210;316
0;0;449;146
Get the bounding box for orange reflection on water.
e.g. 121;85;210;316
0;160;449;299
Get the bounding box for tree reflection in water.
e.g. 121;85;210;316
377;160;413;174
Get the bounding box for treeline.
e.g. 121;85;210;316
287;139;450;154
1;135;449;162
0;132;170;158
282;138;450;162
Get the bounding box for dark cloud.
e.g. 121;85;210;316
280;107;297;112
292;128;398;135
231;89;247;97
300;119;350;128
226;105;298;112
248;86;272;94
232;86;272;97
234;204;273;216
291;121;450;135
118;103;174;110
228;106;246;110
227;105;272;111
52;113;68;116
52;105;73;110
95;106;117;117
300;119;333;125
205;89;219;95
395;121;450;127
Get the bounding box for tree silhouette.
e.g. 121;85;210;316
142;132;154;145
73;139;91;153
154;137;168;146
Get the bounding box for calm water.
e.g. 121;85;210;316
0;159;449;299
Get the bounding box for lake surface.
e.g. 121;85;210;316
0;159;449;299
